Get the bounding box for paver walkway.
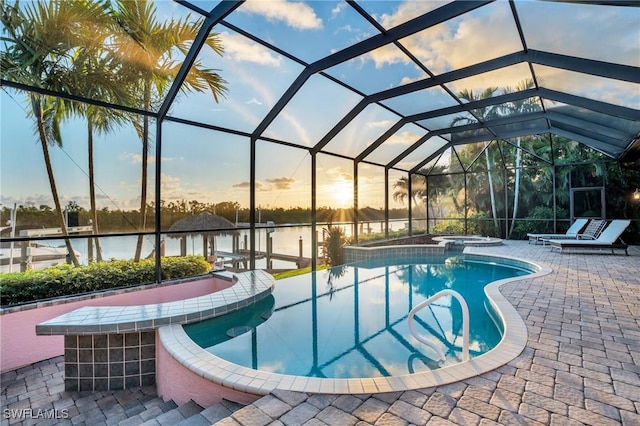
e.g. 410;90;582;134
2;241;639;425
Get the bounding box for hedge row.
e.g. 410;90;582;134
0;256;210;306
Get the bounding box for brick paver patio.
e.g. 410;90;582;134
2;241;639;425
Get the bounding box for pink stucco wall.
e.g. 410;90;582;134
0;276;232;372
156;332;260;407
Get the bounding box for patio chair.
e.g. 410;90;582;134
540;218;607;245
541;218;607;245
549;219;631;255
207;255;226;271
575;219;608;240
527;218;588;245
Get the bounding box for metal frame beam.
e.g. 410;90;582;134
259;1;491;148
384;89;639;170
157;1;244;120
386;111;545;167
547;111;633;142
448;126;550;147
539;88;640;121
310;1;491;73
527;49;639;84
310;47;639;161
549;125;624;157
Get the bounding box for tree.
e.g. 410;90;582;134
392;174;426;207
450;80;541;237
391;166;455;230
501;79;537;237
66;8;131;262
0;0;106;266
110;0;227;261
322;224;350;266
451;87;501;232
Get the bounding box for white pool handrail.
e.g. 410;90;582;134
408;289;470;362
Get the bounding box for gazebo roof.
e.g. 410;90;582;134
168;212;237;238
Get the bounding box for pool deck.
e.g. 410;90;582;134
2;240;639;425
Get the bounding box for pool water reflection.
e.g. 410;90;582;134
184;255;530;379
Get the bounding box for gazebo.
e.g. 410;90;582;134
168;212;237;262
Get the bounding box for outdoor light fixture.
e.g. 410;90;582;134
633;188;640;201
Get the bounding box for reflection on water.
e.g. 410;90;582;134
184;255;529;379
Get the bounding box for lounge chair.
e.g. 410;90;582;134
539;218;607;245
527;218;588;245
542;218;607;245
549;219;631;255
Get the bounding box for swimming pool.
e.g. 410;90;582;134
184;254;532;379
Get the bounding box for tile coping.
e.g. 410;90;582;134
35;270;275;336
158;250;552;396
1;272;235;314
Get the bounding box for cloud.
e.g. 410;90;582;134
0;194;53;210
232;181;267;191
217;65;276;127
399;70;428;86
241;0;322;30
246;97;263;105
516;3;639;68
120;152;158;164
368;45;411;69
266;177;296;190
322;166;352;182
366;2;523;88
368;119;395;129
219;32;283;67
387;131;420;145
334;24;357;35
378;1;448;29
232;181;252;189
232;178;296;192
444;62;532;95
331;3;346;19
122;153;145;164
279;111;313;146
121;153;179;165
364;1;637;98
535;65;639;109
161;174;182;194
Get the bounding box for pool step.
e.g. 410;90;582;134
119;398;207;425
173;399;246;426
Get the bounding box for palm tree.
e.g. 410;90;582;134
392;166;455;229
76;99;130;262
392;174;427;206
65;6;132;262
110;0;227;261
451;87;501;232
500;79;537;237
424;166;455;228
1;0;106;266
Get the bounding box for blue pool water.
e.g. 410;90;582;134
184;255;531;378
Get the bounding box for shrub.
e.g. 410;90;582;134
322;225;351;266
466;212;499;237
358;229;410;244
431;217;466;235
510;206;568;240
0;256;210;306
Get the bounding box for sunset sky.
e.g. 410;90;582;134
1;0;638;212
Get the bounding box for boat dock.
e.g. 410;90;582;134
215;249;312;269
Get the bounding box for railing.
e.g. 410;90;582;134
408;289;470;362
